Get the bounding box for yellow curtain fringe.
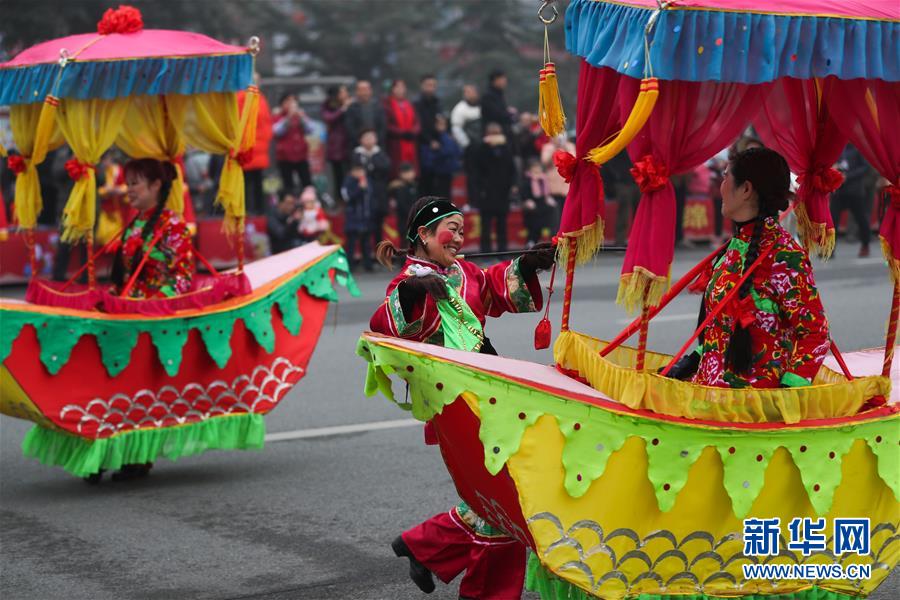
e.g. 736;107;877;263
553;330;889;424
557;217;604;266
617;266;670;312
239;85;260;154
794;201;835;259
586;78;659;166
880;236;900;285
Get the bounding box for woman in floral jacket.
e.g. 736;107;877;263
111;158;193;299
370;197;555;599
669;147;830;388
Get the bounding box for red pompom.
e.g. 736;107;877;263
64;159;93;181
553;150;578;183
7;155;26;175
798;166;844;194
97;5;144;35
234;149;254;168
630;154;670;193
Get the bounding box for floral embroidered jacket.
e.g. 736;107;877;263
693;217;830;389
369;255;543;345
120;208;193;299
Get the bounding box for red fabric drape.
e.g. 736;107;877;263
753;79;847;258
557;62;622;263
619;78;770;310
824;79;900;278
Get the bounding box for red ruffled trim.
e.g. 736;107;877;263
97;5;144;35
100;273;252;315
25;273;252;315
630;154;670;193
25;280;103;311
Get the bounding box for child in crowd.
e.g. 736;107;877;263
267;191;301;253
297;186;330;243
388;162;419;228
418;114;461;201
521;158;557;247
342;161;375;272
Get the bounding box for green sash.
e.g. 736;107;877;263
435;283;484;352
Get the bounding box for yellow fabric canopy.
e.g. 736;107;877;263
115;95;187;214
9;98;65;230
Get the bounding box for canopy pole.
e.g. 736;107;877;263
86;229;96;290
636;289;650;370
25;228;38;280
883;281;899;377
560;237;576;331
237;217;246;273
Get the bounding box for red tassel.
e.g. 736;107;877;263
534;317;552;350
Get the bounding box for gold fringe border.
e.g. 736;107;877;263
557;218;604;267
616;266;670;313
880;236;900;285
794;201;836;259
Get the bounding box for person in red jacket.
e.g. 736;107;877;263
273;92;312;193
384;79;420;179
370;197;555;599
238;84;273;215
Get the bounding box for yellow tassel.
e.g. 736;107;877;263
794;201;835;259
556;217;604;267
616;267;670;313
538;63;566;137
881;236;900;285
167;161;186;215
587;78;659;165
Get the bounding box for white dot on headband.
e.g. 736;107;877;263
432;207;439;213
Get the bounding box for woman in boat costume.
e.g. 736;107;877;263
370;196;555;599
668;147;831;388
97;158;193;481
111;158;193;300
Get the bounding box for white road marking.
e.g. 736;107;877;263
265;418;421;442
615;313;696;325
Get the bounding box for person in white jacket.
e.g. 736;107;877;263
450;84;483;208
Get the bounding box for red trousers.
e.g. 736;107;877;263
401;507;526;599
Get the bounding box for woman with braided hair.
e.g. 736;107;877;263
370;196;555;598
111;158;193;299
667;147;831;388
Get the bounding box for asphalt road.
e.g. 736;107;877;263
1;246;898;600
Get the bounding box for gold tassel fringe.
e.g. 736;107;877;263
556;217;604;266
794;201;835;259
881;236;900;285
616;267;670;313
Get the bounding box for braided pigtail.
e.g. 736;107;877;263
724;218;763;373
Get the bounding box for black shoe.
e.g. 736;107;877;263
111;463;153;481
391;535;435;593
83;469;105;484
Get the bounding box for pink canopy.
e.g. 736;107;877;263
5;30;246;67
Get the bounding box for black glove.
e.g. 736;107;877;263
518;242;557;278
659;351;700;380
397;274;449;320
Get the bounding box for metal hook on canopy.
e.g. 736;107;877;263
538;1;558;25
248;36;261;56
58;48;70;68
